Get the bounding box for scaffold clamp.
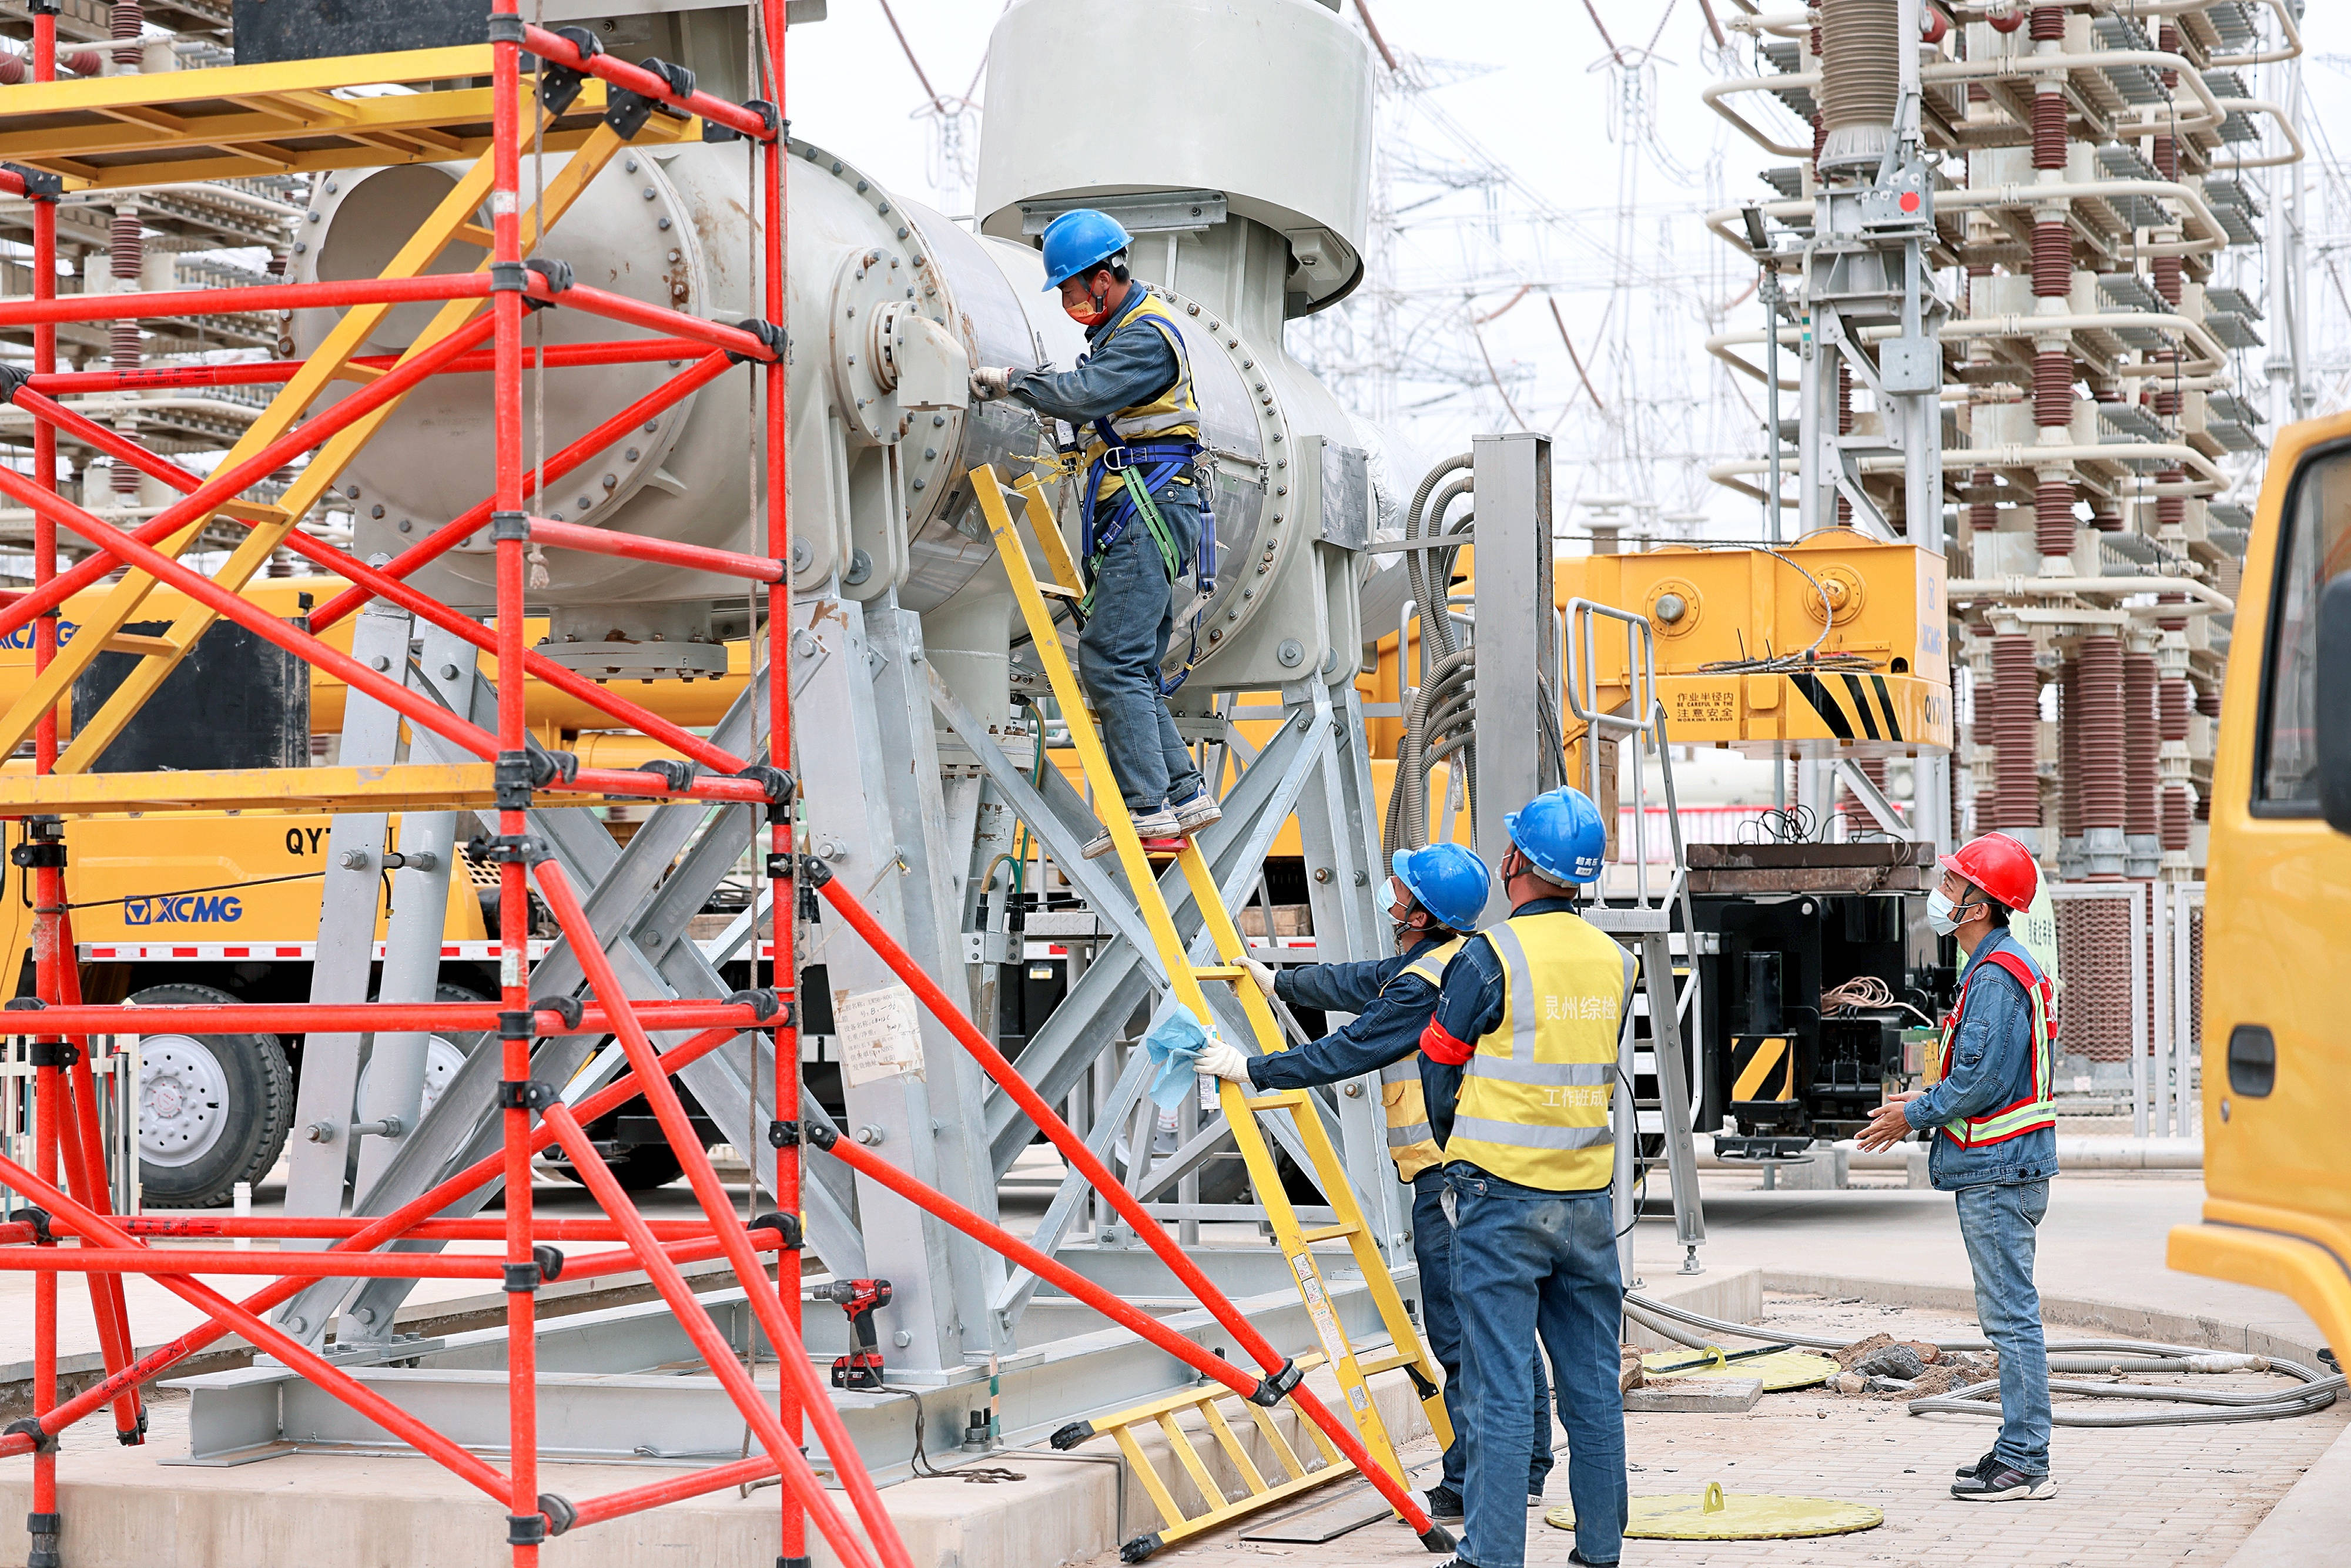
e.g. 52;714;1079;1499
1245;1358;1304;1407
533;994;586;1031
0;163;62;202
726;987;785;1023
498;1078;557;1110
467;831;551;865
767;1118;801;1148
633;758;699;792
726;318;787;366
750;1211;804;1249
538;1495;577;1537
732;763;794;805
4;1420;57;1455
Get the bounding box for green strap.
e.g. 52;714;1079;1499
1079;475;1184;616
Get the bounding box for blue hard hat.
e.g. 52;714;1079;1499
1503;788;1608;884
1389;843;1491;932
1039;209;1133;290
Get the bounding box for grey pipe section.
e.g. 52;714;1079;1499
1692;1135;2202;1171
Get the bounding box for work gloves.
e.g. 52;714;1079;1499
969;366;1013;401
1240;955;1279;997
1195;1039;1255;1083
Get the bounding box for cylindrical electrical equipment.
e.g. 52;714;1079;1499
2031;223;2069;297
109;206;142;497
2032;350;2072;428
2076;635;2125;879
110;0;140;68
2031;91;2067;172
2124;649;2158;877
1814;0;1900;178
2058;658;2083;882
1990;632;2040;846
2035;478;2075;559
2030;4;2064;42
1969;467;1998;533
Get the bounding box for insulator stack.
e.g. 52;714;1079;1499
2162;787;2191;852
2125;649;2158;837
1809;26;1826;179
2076;636;2126;878
2156;475;2185;531
110;206;143;497
1990;634;2040;836
111;0;141;68
1970;467;1998;532
2031;91;2067;171
2152;254;2182;306
2035;478;2074;558
2152;135;2178;182
2030;5;2063;42
2033;350;2072;427
2195;687;2221;721
2156;591;2187;632
2058;659;2082;845
2032;222;2070;297
2159;26;2180;89
2089;502;2121;532
1841;756;1887;835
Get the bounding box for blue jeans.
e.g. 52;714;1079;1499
1412;1170;1555;1496
1076;518;1203;814
1954;1178;2052;1475
1448;1171;1625;1568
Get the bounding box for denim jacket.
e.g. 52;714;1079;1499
1902;927;2059;1191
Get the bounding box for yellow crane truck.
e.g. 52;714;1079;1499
0;578;753;1208
2167;409;2351;1365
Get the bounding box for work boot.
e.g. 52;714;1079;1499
1568;1553;1617;1566
1423;1485;1463;1521
1083;806;1181;859
1951;1463;2057;1501
1170;788;1222;834
1954;1450;1995;1480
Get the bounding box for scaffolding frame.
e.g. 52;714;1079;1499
0;15;1461;1568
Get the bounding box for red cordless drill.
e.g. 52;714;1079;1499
813;1277;893;1390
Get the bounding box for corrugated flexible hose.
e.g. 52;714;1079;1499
1622;1294;2341;1427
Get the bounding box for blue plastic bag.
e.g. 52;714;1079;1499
1140;1008;1220;1112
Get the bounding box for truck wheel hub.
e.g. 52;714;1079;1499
139;1036;230;1168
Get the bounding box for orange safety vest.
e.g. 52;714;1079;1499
1935;946;2058;1149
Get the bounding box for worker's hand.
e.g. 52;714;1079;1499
1855;1091;1924;1153
969;366;1013;402
1195;1039;1255;1084
1240;954;1279;997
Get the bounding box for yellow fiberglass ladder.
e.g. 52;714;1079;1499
970;464;1451;1554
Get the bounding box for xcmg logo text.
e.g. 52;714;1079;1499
124;894;244;926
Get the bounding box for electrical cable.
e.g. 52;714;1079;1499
1621;1293;2342;1428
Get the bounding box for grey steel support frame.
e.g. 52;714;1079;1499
1794;5;1951;853
1471;431;1556;924
794;592;1009;1376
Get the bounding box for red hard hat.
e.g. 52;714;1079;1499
1937;832;2038;912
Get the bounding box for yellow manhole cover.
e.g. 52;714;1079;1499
1639;1346;1840;1391
1547;1482;1884;1540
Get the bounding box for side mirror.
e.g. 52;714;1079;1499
2320;574;2351;835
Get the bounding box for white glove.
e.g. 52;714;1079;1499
970;366;1012;401
1195;1039;1255;1083
1240;955;1278;997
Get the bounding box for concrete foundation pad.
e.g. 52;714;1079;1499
2225;1417;2351;1568
1620;1375;1762;1413
0;1359;1432;1568
1617;1265;1763;1354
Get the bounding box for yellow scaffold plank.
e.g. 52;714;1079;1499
0;51;694;190
0;762;590;816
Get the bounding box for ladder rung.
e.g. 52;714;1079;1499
1240;1091;1311;1111
1193;964;1245;979
1297;1221;1361;1244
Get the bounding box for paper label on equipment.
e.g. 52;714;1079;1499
1291;1254;1351;1373
1347;1384;1370;1412
501;947;524;987
835;983;927;1087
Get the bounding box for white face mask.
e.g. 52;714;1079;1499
1927;889;1972;936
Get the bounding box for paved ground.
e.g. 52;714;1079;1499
1079;1293;2347;1568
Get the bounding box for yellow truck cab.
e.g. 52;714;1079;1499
2166;411;2351;1362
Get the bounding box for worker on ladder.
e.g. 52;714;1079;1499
1195;843;1557;1525
972;208;1220;860
1416;787;1633;1568
1858;832;2058;1503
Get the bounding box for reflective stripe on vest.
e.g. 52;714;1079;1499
1382;936;1459;1182
1937;946;2058;1148
1078;290;1201;502
1445;912;1625;1191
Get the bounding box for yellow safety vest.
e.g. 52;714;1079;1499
1381;936;1461;1182
1076;289;1201;504
1445;911;1626;1193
